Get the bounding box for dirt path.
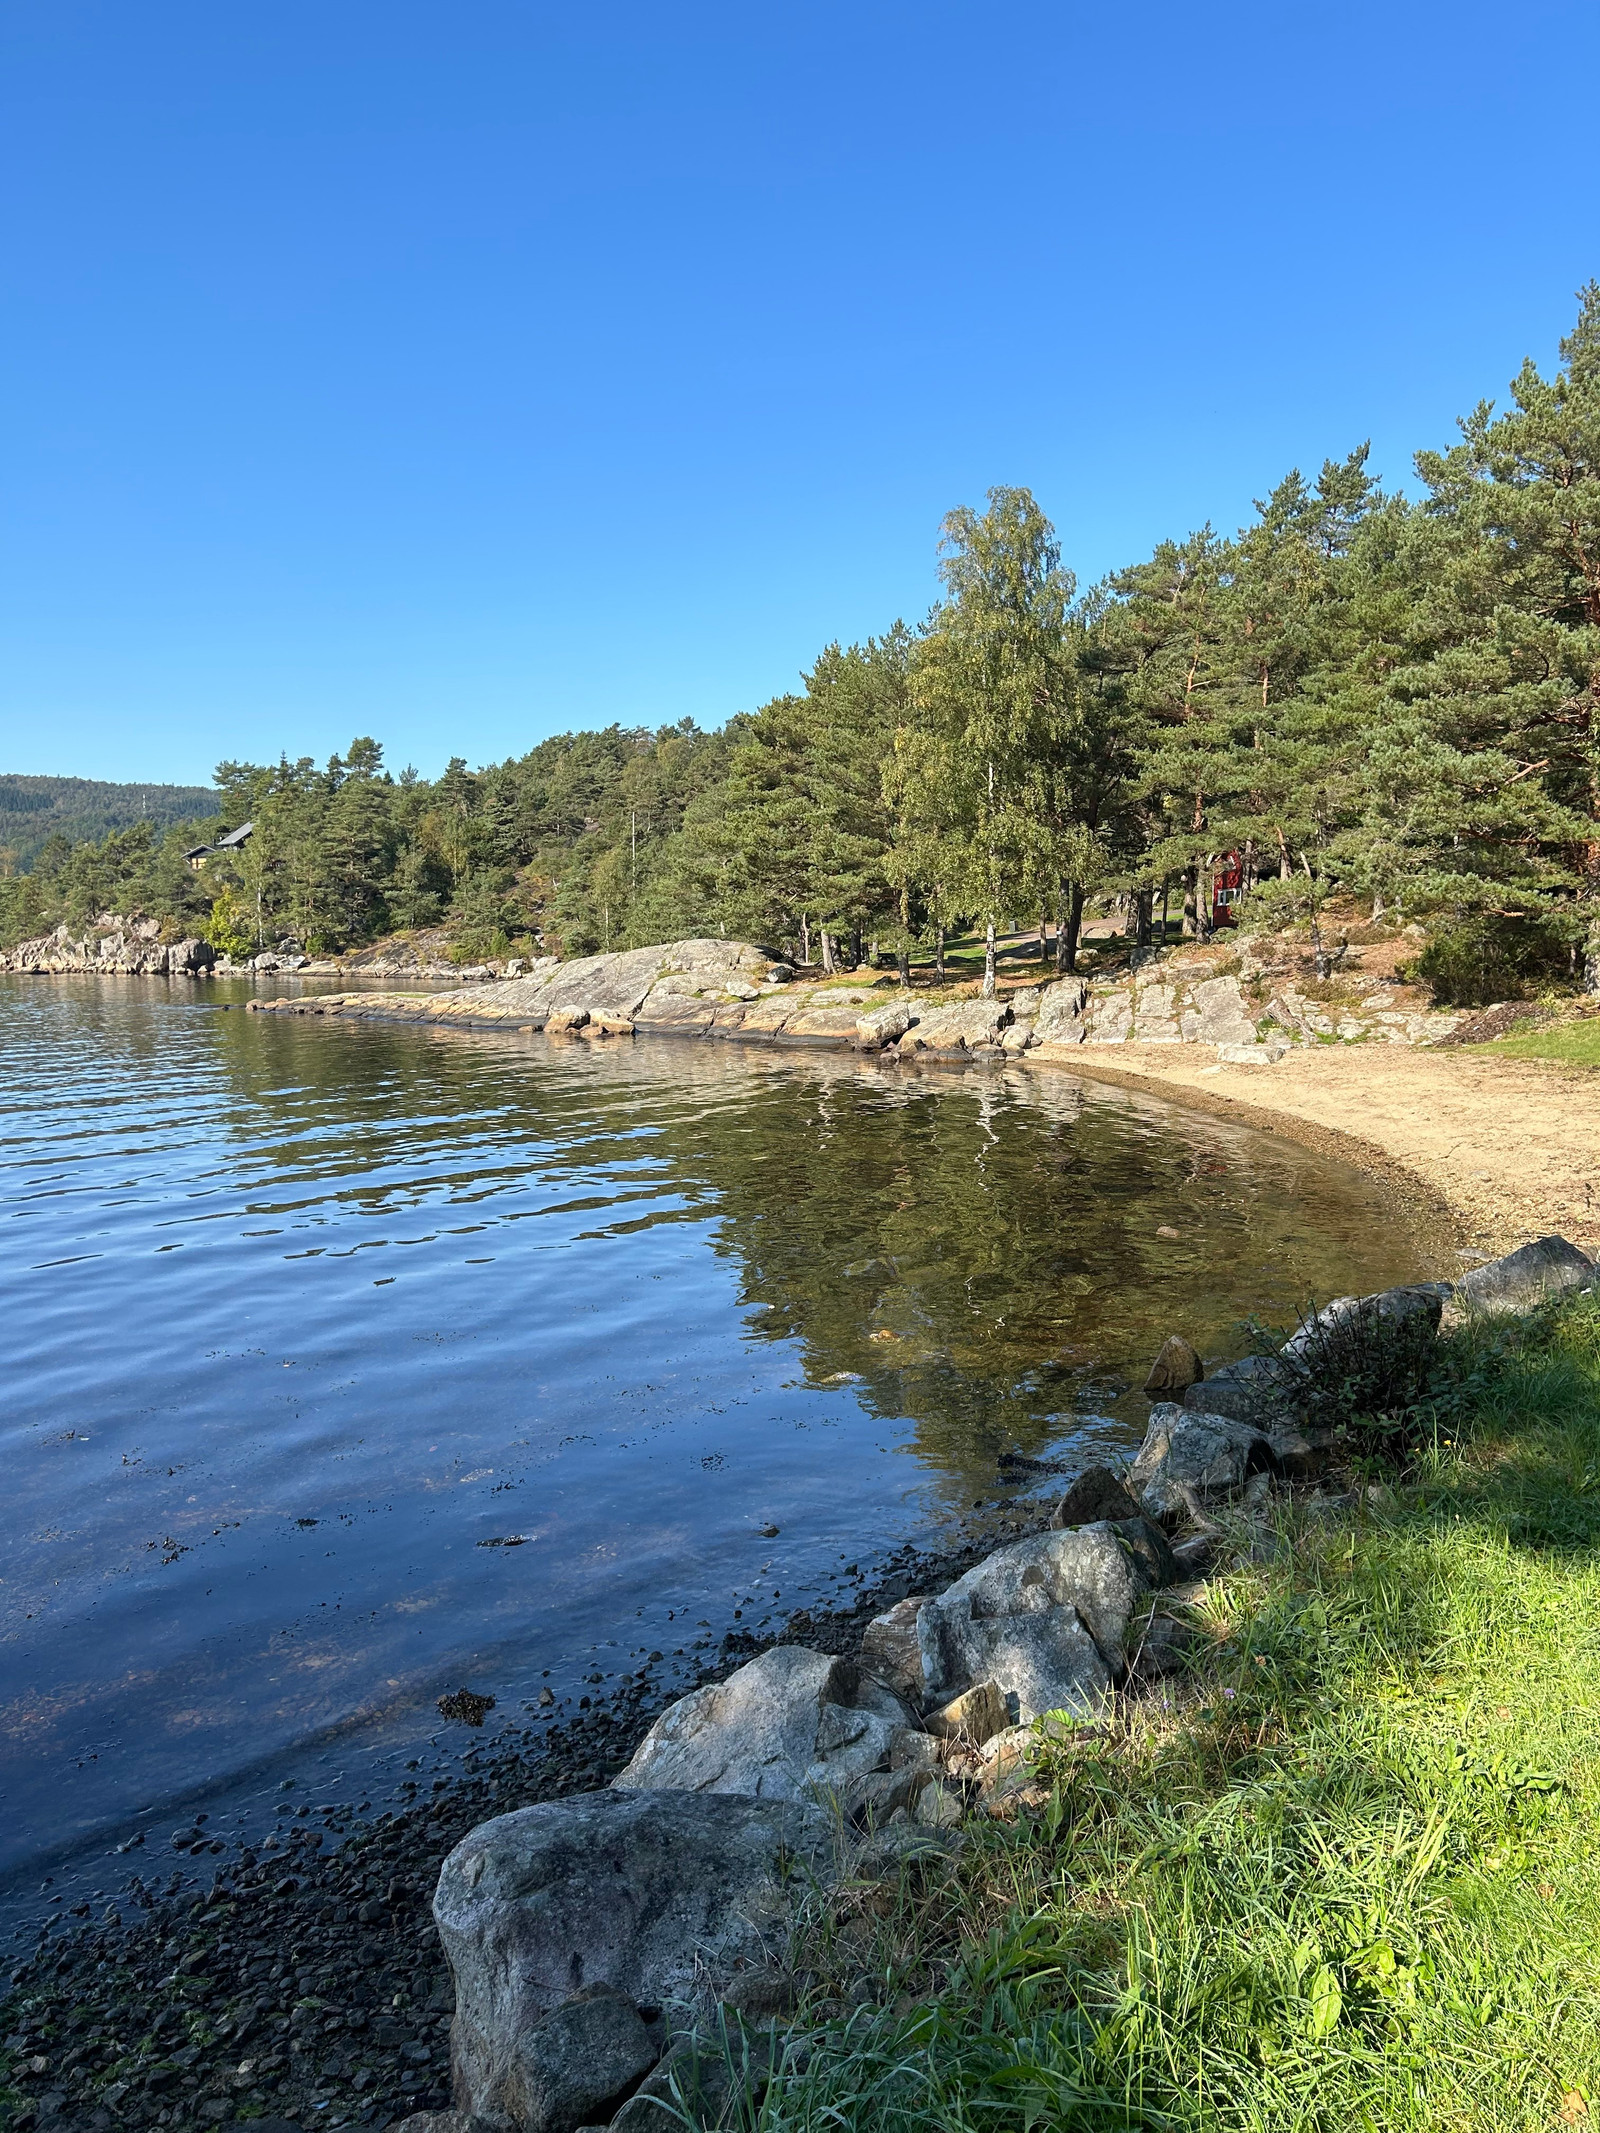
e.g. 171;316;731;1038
1029;1039;1600;1266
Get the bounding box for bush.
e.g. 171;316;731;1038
1409;911;1569;1006
1251;1295;1502;1465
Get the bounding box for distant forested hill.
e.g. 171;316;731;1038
0;774;217;872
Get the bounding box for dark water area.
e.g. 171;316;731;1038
0;975;1445;1928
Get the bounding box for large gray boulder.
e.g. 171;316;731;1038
434;1791;840;2131
915;1526;1151;1722
1182;975;1258;1048
1180;1353;1298;1430
500;1985;658;2133
1131;1404;1276;1517
613;1646;908;1803
1452;1236;1595;1318
1280;1282;1447;1357
897;1000;1010;1054
857;1000;915;1049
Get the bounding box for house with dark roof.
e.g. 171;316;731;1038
184;820;254;869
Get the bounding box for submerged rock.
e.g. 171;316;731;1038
434;1791;840;2130
612;1646;908;1803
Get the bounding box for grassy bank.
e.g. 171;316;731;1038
754;1300;1600;2131
1478;1019;1600;1069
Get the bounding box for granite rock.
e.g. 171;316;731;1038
434;1791;841;2130
613;1646;908;1803
1131;1404;1277;1516
1452;1236;1595;1318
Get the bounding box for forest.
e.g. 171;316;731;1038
5;285;1599;1006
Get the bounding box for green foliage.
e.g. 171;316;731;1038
204;886;255;960
1263;1299;1499;1464
1408;911;1572;1005
745;1295;1600;2132
10;287;1600;996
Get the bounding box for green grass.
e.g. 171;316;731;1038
1476;1018;1600;1067
745;1299;1600;2132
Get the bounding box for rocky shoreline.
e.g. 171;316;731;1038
3;924;1474;1058
0;1525;1026;2133
7;1235;1592;2133
237;933;1470;1063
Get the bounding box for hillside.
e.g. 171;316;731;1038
0;773;217;872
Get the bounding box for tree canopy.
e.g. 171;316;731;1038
8;286;1600;999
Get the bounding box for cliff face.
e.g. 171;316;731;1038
0;922;215;975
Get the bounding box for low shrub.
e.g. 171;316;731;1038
1409;911;1570;1007
1262;1296;1502;1465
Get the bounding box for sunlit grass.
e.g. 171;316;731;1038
744;1296;1600;2132
1476;1018;1600;1067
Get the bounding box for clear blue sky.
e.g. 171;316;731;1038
3;2;1597;787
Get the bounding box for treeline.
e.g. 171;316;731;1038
6;286;1600;1002
0;774;217;874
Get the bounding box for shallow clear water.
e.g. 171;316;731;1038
0;975;1444;1903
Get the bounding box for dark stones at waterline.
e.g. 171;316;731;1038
439;1688;499;1726
2;1521;1018;2133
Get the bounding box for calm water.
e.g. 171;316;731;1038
0;976;1443;1908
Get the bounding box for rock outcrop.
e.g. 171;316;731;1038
0;923;215;976
433;1790;840;2132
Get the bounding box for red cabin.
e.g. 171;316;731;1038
1212;850;1244;927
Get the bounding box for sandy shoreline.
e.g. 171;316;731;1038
1028;1038;1600;1265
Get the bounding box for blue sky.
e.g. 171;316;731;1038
3;1;1598;787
